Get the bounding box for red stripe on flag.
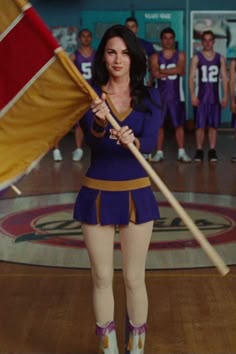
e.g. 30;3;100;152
0;8;59;110
24;7;59;52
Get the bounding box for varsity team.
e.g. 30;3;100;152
53;17;236;164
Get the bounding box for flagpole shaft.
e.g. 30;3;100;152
105;112;230;276
49;49;230;275
11;185;22;195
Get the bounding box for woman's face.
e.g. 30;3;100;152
103;36;131;79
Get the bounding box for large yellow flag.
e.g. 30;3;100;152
0;0;97;191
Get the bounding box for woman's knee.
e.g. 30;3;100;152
123;269;145;290
92;267;114;289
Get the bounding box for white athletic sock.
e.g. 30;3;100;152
178;148;185;155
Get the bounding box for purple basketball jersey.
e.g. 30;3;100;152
74;49;96;84
157;51;183;103
156;51;185;127
197;52;221;104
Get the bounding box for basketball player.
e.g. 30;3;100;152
53;29;96;161
150;27;191;162
189;30;228;163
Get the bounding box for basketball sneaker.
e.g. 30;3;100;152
193;149;204;162
53;148;63;162
151;150;164;162
208;149;218;163
177;150;191;162
72;148;83;161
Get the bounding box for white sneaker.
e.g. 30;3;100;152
177;151;191;163
143;154;152;161
53;148;63;162
72;148;83;161
151;150;164;162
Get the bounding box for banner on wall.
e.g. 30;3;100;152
191;11;236;58
80;10;184;50
135;11;184;51
51;26;77;55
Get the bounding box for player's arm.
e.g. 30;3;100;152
220;55;228;108
149;53;167;79
189;54;199;107
229;59;236;113
159;51;186;76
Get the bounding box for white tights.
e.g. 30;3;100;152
82;221;153;326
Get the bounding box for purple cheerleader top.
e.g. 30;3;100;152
74;86;162;225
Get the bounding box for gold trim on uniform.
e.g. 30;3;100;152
83;176;151;191
105;94;133;122
96;191;101;224
129;192;136;223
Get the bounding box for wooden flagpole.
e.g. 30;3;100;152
55;51;229;276
11;185;22;195
105;112;230;277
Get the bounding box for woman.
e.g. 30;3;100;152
74;25;161;354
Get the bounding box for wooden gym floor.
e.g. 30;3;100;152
0;129;236;353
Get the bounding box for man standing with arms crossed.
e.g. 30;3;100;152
149;27;191;162
53;28;96;161
189;30;228;163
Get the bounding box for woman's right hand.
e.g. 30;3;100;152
110;126;135;146
91;93;110;121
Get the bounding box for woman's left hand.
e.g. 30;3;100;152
111;126;135;146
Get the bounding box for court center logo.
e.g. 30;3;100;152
1;201;236;250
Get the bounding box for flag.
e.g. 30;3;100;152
0;0;97;191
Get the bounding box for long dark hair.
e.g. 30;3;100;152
92;24;149;109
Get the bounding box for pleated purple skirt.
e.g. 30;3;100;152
74;186;160;225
